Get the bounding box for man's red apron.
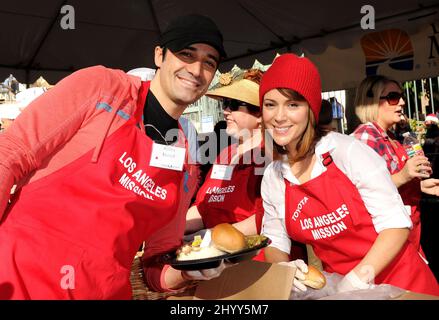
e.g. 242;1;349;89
284;153;439;295
373;123;423;254
0;82;196;299
195;144;265;260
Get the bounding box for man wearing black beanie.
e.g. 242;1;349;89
142;14;230;294
0;14;226;299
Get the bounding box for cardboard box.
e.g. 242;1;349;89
166;261;439;300
168;260;295;300
394;292;439;300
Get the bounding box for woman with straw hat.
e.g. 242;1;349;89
185;69;267;245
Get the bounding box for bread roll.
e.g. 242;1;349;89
211;223;246;253
302;265;326;289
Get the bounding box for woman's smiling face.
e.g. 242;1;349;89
262;89;310;150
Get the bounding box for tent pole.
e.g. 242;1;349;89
429;77;435;113
421;79;426;115
25;69;29;89
413;80;419;121
436;76;439;114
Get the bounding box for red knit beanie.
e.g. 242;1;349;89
259;53;322;123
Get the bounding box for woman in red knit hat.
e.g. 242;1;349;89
259;53;439;296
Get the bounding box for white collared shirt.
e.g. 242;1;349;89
261;132;412;254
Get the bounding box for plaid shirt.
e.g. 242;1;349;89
351;122;403;174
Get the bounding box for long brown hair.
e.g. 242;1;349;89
262;88;328;162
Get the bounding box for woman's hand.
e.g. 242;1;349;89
278;259;309;292
344;228;409;293
421;178;439;196
336;269;375;293
401;155;431;181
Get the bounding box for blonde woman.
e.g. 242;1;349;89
352;75;439;257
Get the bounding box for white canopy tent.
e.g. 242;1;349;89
0;0;438;91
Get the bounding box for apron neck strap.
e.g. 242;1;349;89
321;152;333;167
136;81;150;126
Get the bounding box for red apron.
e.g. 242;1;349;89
393;142;423;255
284;153;439;295
0;82;196;299
196;144;263;230
373;123;423;253
195;144;265;260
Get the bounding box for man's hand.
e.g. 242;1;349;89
181;260;226;281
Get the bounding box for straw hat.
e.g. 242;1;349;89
30;76;54;89
206;69;261;107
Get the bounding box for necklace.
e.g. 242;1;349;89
144;124;170;145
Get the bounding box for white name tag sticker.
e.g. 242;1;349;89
149;143;186;171
210;165;234;180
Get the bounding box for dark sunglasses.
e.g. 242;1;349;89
379;92;404;105
222;98;257;111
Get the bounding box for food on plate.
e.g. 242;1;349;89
176;235;224;261
176;223;267;261
211;223;246;253
244;234;268;248
302;265;326;289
